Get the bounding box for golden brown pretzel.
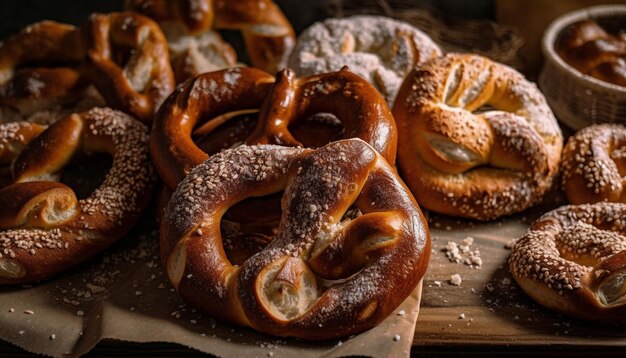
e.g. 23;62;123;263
0;21;93;122
393;53;563;220
562;124;626;204
81;12;175;123
0;107;154;284
125;0;295;74
510;202;626;324
161;138;430;339
557;20;626;87
151;66;397;191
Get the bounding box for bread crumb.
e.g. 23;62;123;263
450;274;462;286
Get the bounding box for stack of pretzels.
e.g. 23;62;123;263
4;0;626;343
0;1;432;341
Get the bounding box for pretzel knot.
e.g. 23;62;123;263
161;138;430;339
562;124;626;205
82;12;175;123
151;66;397;191
0;108;154;284
393;53;563;220
510;203;626;324
125;0;295;74
0;21;88;121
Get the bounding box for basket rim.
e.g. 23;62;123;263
542;4;626;94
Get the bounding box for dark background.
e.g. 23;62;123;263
0;0;494;38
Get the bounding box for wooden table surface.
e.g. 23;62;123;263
2;197;625;357
413;200;626;357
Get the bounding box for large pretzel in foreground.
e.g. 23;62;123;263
0;21;92;123
161;139;430;339
510;202;626;324
0;108;154;284
393;53;563;220
82;12;175;123
125;0;295;75
151;66;397;191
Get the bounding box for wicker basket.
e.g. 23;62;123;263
539;5;626;130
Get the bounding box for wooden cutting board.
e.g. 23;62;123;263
413;195;626;350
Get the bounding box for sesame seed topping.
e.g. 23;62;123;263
0;107;153;281
510;202;626;299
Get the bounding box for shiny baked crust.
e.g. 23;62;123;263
161;138;430;339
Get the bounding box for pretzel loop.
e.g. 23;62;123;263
162;139;429;339
562;124;626;204
0;108;154;284
126;0;295;75
213;0;295;73
0;122;47;164
151;67;275;189
151;66;398;193
393;53;563;220
82;12;175;123
0;21;87;121
248;67;398;163
510;203;626;323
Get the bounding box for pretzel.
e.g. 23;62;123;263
81;12;175;123
510;202;626;324
393;53;563;220
557;20;626;87
0;122;47;163
288;15;442;105
161;138;430;339
125;0;295;75
562;124;626;205
0;107;154;284
0;21;101;124
151;66;397;191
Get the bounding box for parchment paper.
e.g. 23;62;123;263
0;209;423;357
